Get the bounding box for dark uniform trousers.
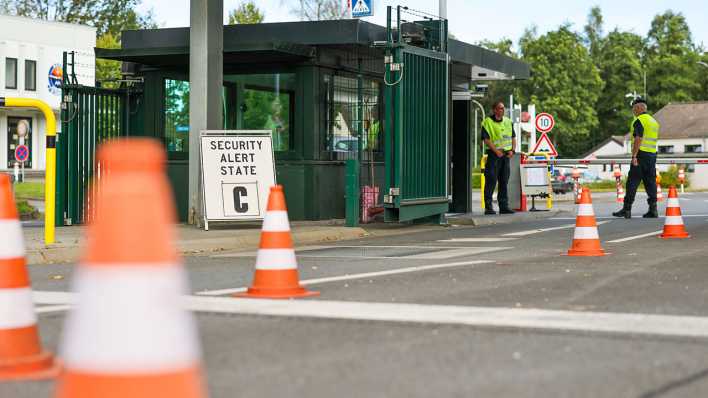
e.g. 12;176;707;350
624;151;657;208
484;153;511;210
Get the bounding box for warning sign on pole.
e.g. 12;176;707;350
531;132;558;157
200;131;276;228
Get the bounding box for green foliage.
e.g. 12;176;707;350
286;0;348;21
96;33;121;88
518;26;604;157
15;200;39;219
228;1;264;24
13;182;44;200
659;165;690;188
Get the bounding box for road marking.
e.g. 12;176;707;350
185;298;708;339
35;304;72;313
214;245;509;260
502;221;610;237
606;231;663;243
194;259;495;296
34;290;708;338
551;215;708;220
437;237;518;243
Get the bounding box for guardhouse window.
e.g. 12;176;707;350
25;60;36;91
323;74;382;159
5;58;17;89
164;79;190;153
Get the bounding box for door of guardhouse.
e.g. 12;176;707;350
384;46;449;223
57;84;132;226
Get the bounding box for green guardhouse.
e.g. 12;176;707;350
87;19;528;223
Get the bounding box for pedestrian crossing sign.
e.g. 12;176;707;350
352;0;373;17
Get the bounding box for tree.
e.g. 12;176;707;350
95;33;121;88
584;6;605;63
645;11;701;110
285;0;348;21
518;26;604;157
594;30;646;142
228;1;264;24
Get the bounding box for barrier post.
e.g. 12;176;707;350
678;167;685;194
479;154;487;210
0;97;56;244
544;152;553;210
571;166;581;204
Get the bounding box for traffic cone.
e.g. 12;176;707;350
656;183;664;203
0;173;58;380
617;186;625;204
660;186;690;239
567;187;606;257
235;185;319;299
54;139;205;398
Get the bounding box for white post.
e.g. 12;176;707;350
439;0;447;19
528;104;536;153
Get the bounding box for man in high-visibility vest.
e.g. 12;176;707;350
481;100;516;215
613;98;659;219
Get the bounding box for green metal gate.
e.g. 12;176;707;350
383;6;449;223
56;53;133;225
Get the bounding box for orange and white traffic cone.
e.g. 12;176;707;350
656;183;664;203
660;186;690;239
54;139;205;398
235;185;319;299
617;186;625;204
567;187;606;257
0;173;58;380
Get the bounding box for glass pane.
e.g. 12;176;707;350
164;79;190;153
5;58;17;89
224;73;294;152
324;75;381;157
24;60;36;91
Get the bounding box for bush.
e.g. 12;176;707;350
16;200;40;220
659;165;689;188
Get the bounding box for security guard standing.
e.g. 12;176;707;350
613;98;659;218
482;100;516;215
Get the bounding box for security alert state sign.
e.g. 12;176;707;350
200;131;276;227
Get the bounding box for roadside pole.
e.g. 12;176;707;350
0;97;57;244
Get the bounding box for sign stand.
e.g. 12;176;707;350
199;130;277;231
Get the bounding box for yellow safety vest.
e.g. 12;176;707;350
482;116;513;151
631;113;660;153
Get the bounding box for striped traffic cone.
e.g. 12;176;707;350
0;173;58;380
660;186;689;239
235;185;319;299
656;182;664;203
567;187;606;257
54;139;205;398
617;186;625;204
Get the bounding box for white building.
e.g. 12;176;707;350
581;102;708;188
0;15;95;173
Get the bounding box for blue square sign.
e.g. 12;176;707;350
352;0;373;17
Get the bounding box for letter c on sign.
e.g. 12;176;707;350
233;186;249;213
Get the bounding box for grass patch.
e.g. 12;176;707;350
13;182;44;200
16;200;40;220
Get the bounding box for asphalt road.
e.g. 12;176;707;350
4;191;708;398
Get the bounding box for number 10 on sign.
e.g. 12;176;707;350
535;113;555;133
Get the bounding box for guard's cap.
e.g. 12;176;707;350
631;97;647;106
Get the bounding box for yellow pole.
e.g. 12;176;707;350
544;153;553;210
3;97;56;244
480;154;487;210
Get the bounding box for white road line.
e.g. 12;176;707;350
437;237;518;243
502;221;610;237
194;260;495;296
35;304;72;313
179;297;708;339
606;231;663;243
551;215;708;220
34;289;708;338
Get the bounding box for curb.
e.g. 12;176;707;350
447;209;571;227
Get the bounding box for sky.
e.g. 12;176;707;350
139;0;708;50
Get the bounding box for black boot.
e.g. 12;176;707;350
612;208;631;219
485;208;496;215
499;208;515;214
643;204;658;218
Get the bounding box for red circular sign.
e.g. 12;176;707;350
15;145;29;163
535;113;555;133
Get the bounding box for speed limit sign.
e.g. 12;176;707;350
535;113;555;133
